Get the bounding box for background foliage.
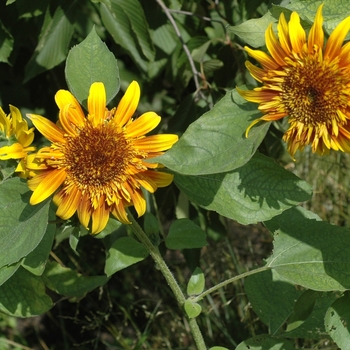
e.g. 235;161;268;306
1;0;350;349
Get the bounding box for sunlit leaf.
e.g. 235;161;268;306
0;178;51;269
187;267;205;296
184;300;202;319
65;26;120;108
175;153;312;225
154;89;269;175
236;334;295;350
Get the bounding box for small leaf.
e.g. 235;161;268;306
24;4;76;82
325;293;350;348
43;261;108;298
0;267;53;317
175;152;312;225
152;88;269;175
187;267;205;296
209;347;230;350
0;178;51;269
105;236;149;276
236;334;295;350
0;20;13;63
184;299;202;319
65;26;120;108
286;290;319;332
265;206;350;291
165;219;207;250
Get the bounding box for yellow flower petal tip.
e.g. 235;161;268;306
27;81;178;234
238;4;350;157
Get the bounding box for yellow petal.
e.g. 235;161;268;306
88;82;106;126
245;47;280;70
265;24;287;66
0;107;9;135
325;14;350;60
77;194;92;229
308;4;324;53
0;143;25;160
134;134;178;152
143;170;174;188
125;112;161;138
113;81;140;126
288;11;306;54
55;187;81;220
91;199;110;234
277;12;291;54
111;200;130;224
27;114;65;143
30;168;66;205
55;90;85;127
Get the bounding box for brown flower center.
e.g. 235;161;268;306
281;56;349;126
63;122;135;190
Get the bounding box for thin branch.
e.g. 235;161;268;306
155;0;205;100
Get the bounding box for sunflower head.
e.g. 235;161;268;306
26;81;178;234
0;105;36;177
238;4;350;158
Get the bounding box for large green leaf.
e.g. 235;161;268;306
245;269;301;335
100;2;148;72
175;153;312;225
265;206;350;291
0;178;51;269
153;89;269;175
0;263;20;287
65;27;120;108
325;293;350;348
24;3;77;82
43;261;108;298
0;267;53;317
236;335;295;350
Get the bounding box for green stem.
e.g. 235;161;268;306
192;266;271;303
127;209;207;350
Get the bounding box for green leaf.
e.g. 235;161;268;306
289;0;350;40
228;12;276;48
105;236;149;276
265;206;350;291
100;2;148;72
184;299;202;319
153;89;269;175
24;3;76;82
21;211;56;276
286;290;319;332
165;219;207;250
0;263;20;287
43;261;108;298
0;178;51;269
65;26;120;108
187;267;205;296
209;347;230;350
325;293;350;348
245;269;301;334
0;20;13;63
0;267;53;317
236;335;295;350
175;152;312;225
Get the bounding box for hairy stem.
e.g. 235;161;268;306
127;209;207;350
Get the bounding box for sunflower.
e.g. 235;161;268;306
0;105;36;176
27;81;178;234
238;4;350;157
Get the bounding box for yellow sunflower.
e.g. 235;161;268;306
27;81;178;234
238;4;350;157
0;105;36;176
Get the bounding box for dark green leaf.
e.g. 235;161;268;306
165;219;207;250
0;178;51;269
175;153;312;225
24;4;76;82
0;263;20;287
0;267;53;317
184;300;202;319
325;293;350;348
187;267;205;296
245;269;301;334
105;236;149;276
153;89;269;175
236;335;295;350
65;26;120;108
43;261;108;298
0;20;13;63
265;206;350;291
